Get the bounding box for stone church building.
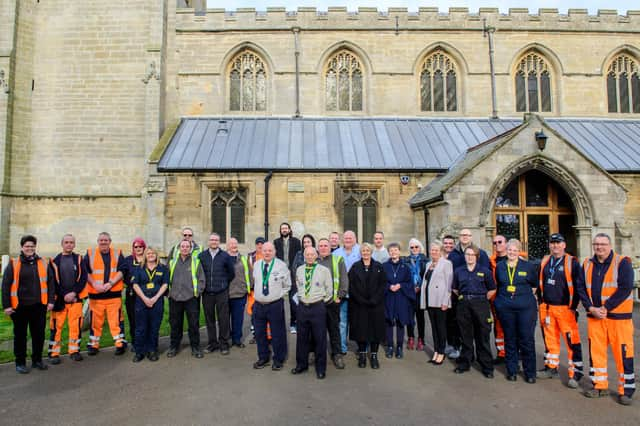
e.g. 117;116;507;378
1;1;639;264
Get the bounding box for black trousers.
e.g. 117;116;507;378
325;301;341;356
202;290;230;350
427;307;448;354
456;298;493;374
288;283;297;327
407;293;425;340
11;303;47;366
446;296;461;348
125;291;136;348
169;297;200;350
296;302;327;373
357;341;379;353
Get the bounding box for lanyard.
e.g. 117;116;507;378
548;256;563;278
507;261;517;288
262;260;275;288
145;267;157;283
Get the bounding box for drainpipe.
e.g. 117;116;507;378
424;209;430;249
483;19;498;119
292;27;301;118
264;171;273;239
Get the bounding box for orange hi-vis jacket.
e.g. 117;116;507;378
10;257;49;309
539;255;575;307
583;253;634;318
87;247;123;297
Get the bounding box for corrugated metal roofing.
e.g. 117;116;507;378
158;117;640;173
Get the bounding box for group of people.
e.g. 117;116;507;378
1;224;635;406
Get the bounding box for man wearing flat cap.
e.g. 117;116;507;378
536;233;585;390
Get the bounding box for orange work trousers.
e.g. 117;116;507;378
88;298;126;349
587;317;635;397
48;302;84;356
539;304;583;379
490;301;505;358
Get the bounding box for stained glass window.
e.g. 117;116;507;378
228;50;267;112
420;50;458;112
325;50;363;112
514;52;552;113
606;54;640;114
211;189;247;243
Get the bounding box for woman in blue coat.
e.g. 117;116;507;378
494;239;539;383
383;243;415;359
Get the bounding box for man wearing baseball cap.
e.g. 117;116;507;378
537;233;585;390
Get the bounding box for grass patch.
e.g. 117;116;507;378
0;298;207;363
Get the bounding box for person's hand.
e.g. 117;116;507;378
441;304;448;311
64;292;77;303
589;306;606;319
144;296;154;308
415;287;420;293
4;307;15;316
47;303;54;312
334;297;341;304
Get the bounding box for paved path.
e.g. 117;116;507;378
1;308;638;425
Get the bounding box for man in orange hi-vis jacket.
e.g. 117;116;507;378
577;233;635;406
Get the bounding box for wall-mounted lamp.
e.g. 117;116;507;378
535;129;548;151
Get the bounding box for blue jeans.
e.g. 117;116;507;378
339;299;348;353
229;295;247;345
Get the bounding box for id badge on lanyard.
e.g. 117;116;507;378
507;263;517;294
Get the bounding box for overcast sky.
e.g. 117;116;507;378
207;1;632;14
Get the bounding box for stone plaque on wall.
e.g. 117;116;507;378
288;182;305;193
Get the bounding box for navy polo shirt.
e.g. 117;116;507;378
453;265;496;296
540;255;583;308
130;264;169;298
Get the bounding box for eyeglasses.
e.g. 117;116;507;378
183;234;193;237
410;246;419;249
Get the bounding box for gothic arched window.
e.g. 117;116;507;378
515;52;552;113
342;189;377;242
229;50;267;112
420;50;458;112
326;50;363;112
210;189;246;243
606;54;640;113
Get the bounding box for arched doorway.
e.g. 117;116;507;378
493;170;577;260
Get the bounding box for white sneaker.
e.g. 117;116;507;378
290;326;297;334
448;349;460;359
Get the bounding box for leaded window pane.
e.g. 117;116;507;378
540;71;551;112
526;170;549;207
632;73;640;113
243;69;254;112
255;70;266;111
433;70;444;111
446;70;457;111
619;73;630;113
352;70;362;111
528;72;538;112
421;71;431;111
338;69;350;111
211;198;227;242
326;70;337;111
343;199;358;240
362;199;377;245
230;70;241;111
230;198;245;244
607;73;618;113
516;72;526;112
496;178;519;207
496;214;520;241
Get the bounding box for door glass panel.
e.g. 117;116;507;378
527;214;549;261
556;184;572;209
525;170;549;206
496;214;520;241
496;179;519;207
558;215;577;256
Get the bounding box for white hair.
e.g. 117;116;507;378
408;238;424;253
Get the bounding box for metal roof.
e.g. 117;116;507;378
158;117;640;173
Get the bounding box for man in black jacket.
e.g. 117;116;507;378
273;222;301;333
199;233;235;355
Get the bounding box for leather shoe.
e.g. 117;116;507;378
132;353;145;363
253;359;270;369
87;347;99;356
483;371;495;379
291;366;308;375
332;354;345;369
370;353;380;369
316;372;326;379
32;361;48;371
70;352;83;362
166;348;178;358
506;374;517;381
525;377;536;384
357;352;367;368
114;346;126;356
16;365;29;374
49;356;61;365
232;342;245;348
272;362;283;371
191;349;204;359
454;367;468;374
147;352;159;362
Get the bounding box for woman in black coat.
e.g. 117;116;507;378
348;242;386;369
